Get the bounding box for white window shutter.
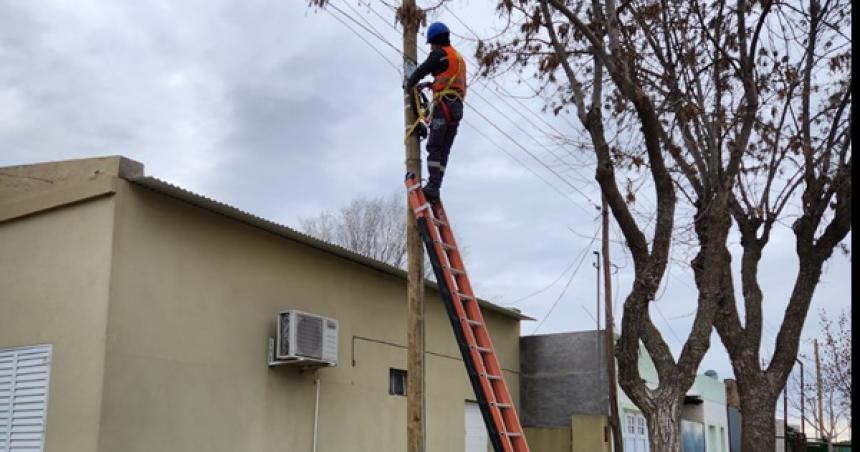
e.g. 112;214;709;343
0;345;52;452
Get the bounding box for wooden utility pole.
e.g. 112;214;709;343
593;251;602;420
814;339;825;441
602;195;623;452
400;2;425;451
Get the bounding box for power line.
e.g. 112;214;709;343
325;2;411;63
443;4;581;133
466;100;596;216
466;85;597;192
460;121;585;209
653;302;684;346
442;3;581;132
405;8;597;188
350;1;598;200
322;1;596;213
322;4;401;73
531;226;600;334
505;247;587;306
340;0;393;45
329;3;703;347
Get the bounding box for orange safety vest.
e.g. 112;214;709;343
431;46;467;100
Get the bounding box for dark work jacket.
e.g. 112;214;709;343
404;48;449;91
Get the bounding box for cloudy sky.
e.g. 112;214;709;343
0;0;851;387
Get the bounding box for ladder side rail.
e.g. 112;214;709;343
417;209;514;452
457;285;526;442
413;200;496;389
406;184;512;452
405;177;527;451
433;204;530;451
421;213;497;387
433;206;506;372
414;216;510;452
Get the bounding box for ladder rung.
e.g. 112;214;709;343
413;202;432;214
404;176;527;450
446;266;465;276
436;241;456;251
431;217;448;227
462;318;483;327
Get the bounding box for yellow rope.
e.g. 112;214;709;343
404;86;427;143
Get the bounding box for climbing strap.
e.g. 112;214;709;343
404;85;429;143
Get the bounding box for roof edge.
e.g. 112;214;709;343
126;175;533;321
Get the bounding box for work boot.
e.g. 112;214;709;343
423;183;440;203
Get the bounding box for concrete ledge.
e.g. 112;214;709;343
0;155;142;223
0;177;117;224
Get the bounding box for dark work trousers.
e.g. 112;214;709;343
426;96;463;190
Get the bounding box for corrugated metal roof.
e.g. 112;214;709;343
127;176;533;321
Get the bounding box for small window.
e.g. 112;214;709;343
389;368;407;396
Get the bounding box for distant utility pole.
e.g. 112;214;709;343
593;251;602;428
798;359;804;436
601;195;623;452
814;339;825;441
782;385;788;452
400;1;425;451
593;251;601;333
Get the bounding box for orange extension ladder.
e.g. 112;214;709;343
404;173;529;452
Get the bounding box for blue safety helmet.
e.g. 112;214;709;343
426;22;450;43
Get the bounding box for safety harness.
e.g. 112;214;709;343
404;47;466;143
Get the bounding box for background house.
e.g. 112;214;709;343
520;330;731;452
0;156;529;452
676;371;731;452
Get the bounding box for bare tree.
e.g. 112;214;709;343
478;0;851;450
788;309;852;442
300;193;409;268
300;193;438;279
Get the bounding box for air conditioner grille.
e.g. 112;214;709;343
296;314;324;359
279;312;291;357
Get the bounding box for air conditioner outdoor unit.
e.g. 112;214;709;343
272;310;338;367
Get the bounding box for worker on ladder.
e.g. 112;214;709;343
404;22;467;203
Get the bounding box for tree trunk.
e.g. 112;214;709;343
644;398;683;452
738;383;778;452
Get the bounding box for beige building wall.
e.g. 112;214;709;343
92;178;521;452
1;157;525;452
571;414;610;452
523;415;610;452
0;196;116;452
523;427;571;452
